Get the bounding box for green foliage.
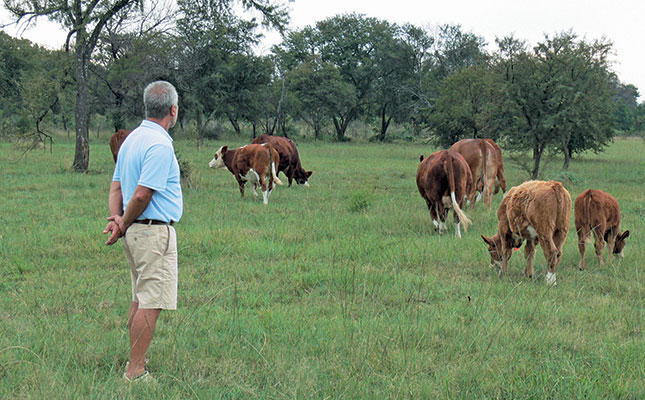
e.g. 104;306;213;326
346;188;373;212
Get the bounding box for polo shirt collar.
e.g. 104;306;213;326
140;119;173;142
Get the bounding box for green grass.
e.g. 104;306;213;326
0;136;643;399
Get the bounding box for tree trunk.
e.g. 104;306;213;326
332;113;352;142
72;43;90;172
228;116;241;135
379;105;392;142
531;144;543;179
562;141;572;170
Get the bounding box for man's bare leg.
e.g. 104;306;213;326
125;307;161;379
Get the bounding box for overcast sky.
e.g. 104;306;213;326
2;0;643;99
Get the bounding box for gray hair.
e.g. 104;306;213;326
143;81;178;119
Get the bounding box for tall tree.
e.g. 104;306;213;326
4;0;144;171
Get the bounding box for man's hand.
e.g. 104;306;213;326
104;215;124;245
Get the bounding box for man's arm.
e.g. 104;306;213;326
104;181;124;245
118;185;154;233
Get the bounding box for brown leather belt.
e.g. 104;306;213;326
135;219;174;226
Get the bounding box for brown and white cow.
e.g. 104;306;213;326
109;129;131;162
417;150;472;238
251;134;312;187
481;180;571;286
574;189;630;270
449;138;506;209
208;144;283;204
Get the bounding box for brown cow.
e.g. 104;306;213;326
251;135;312;187
109;129;131;162
574;189;630;270
208;143;283;204
417;150;472;238
481;180;571;286
449;138;506;209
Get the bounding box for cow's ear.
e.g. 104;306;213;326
221;146;228;154
419;155;424;162
306;171;313;178
481;235;493;246
621;230;630;240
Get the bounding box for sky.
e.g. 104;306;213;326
2;0;643;99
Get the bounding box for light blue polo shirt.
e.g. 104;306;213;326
112;120;183;223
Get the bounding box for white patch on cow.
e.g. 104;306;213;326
261;143;267;146
433;219;439;229
209;146;226;169
545;272;557;286
262;190;269;204
304;181;310;188
455;222;462;238
439;221;447;232
616;251;625;259
242;168;260;183
526;225;538;239
252;184;259;197
475;192;483;202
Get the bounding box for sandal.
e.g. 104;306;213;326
123;370;150;382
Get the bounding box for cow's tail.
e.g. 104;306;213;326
444;153;471;231
269;148;283;186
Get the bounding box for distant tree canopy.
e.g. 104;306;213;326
1;8;644;177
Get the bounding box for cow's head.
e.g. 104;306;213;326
294;169;313;187
209;146;227;169
481;234;503;268
612;230;630;258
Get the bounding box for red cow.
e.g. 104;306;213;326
481;180;571;286
449;138;506;209
417;150;472;238
251;135;312;187
208;144;283;204
109;129;131;162
574;189;630;270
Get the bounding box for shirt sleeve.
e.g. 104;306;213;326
138;143;174;191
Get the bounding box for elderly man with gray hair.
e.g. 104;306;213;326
103;80;183;382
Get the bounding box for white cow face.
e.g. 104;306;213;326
209;146;227;169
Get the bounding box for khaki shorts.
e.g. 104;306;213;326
123;223;178;310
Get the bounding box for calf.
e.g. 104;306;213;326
208;144;283;204
481;180;571;285
109;129;131;162
574;189;630;270
417;150;472;238
449;138;506;209
251;135;312;187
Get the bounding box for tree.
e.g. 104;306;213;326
491;33;616;178
429;65;494;148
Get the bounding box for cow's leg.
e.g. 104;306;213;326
238;181;246;198
577;227;590;271
483;167;496;210
259;173;269;205
251;183;259;197
499;237;513;277
524;238;538;278
605;228;617;264
592;225;605;266
540;235;559;286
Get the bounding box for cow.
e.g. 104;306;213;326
109;129;131;163
481;180;571;286
251;134;312;187
416;150;472;238
208;143;283;204
449;138;506;209
574;189;630;270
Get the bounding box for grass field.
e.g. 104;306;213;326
0;136;643;399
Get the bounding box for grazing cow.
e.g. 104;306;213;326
251;134;312;187
574;189;630;270
208;144;283;204
449;138;506;209
416;150;472;238
481;180;571;286
109;129;131;162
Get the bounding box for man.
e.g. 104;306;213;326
103;80;183;382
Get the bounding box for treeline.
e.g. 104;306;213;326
1;1;644;177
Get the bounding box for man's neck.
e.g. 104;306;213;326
146;117;171;131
